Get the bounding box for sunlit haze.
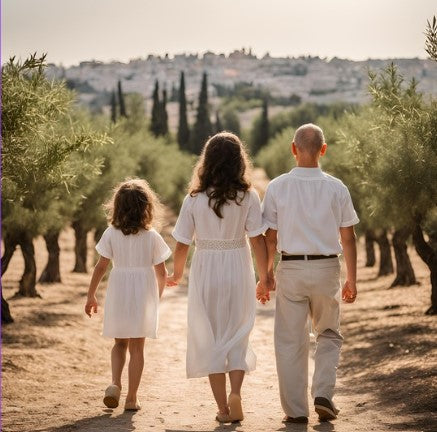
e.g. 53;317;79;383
2;0;436;65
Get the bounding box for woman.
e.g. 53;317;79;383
167;132;270;422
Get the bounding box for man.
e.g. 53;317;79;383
260;123;359;423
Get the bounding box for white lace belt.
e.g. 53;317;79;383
195;237;247;250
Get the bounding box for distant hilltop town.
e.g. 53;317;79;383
46;48;437;114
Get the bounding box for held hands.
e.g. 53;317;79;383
256;281;270;304
342;280;357;303
166;273;181;287
85;295;98;317
256;274;276;304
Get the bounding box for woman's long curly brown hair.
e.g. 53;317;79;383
105;178;163;235
189;132;252;218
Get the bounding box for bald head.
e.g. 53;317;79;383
293;123;325;155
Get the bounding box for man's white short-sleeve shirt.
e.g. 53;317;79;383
262;167;359;255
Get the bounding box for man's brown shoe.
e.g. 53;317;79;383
282;415;309;423
314;397;339;421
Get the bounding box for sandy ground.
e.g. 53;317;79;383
2;171;437;432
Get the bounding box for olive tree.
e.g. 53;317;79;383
1;55;108;322
343;65;436;312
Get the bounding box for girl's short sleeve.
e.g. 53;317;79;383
95;227;113;259
152;231;172;265
245;189;267;237
172;195;195;245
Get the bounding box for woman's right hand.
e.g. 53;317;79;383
166;274;181;287
256;280;270;304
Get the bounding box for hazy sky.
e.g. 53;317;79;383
3;0;436;66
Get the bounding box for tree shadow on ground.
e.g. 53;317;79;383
339;320;437;432
34;410;136;432
29;310;79;327
2;328;61;347
2;309;80;349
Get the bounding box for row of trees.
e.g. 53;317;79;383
3;20;435;322
256;62;437;314
250;100;357;156
148;72;212;154
2;54;194;324
147;71;243;154
112;70;288;158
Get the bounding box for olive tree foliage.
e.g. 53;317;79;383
70;114;141;273
38;110;107;284
425;16;437;61
71;95;195;273
339;64;437;312
111;95;194;212
1;54;108;322
255;127;295;179
363;67;432;228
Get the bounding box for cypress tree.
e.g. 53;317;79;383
191;72;213;154
177;71;190;150
161;88;169;135
215;111;223;133
118;80;127;118
150;80;161;137
252;98;269;154
110;90;117;123
171;82;178;102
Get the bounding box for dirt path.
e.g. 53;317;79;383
2;170;436;432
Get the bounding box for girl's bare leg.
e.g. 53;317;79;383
209;373;229;414
229;370;245;397
126;337;145;403
111;338;129;389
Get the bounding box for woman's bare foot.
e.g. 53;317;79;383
124;398;141;411
228;393;244;422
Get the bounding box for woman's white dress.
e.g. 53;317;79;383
172;189;266;378
96;226;171;339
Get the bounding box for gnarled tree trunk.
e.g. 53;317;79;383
391;227;416;287
1;232;18;324
17;231;39;297
94;226;106;244
39;229;61;283
2;232;18;276
412;224;437;315
72;220;88;273
365;229;376;267
375;230;394;277
2;292;14;324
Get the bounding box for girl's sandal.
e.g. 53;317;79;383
228;393;244;422
215;412;232;423
103;384;121;409
125;399;141;411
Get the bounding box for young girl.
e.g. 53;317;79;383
85;179;171;411
167;132;270;423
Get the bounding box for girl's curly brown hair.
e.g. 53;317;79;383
105;178;163;235
189;132;252;218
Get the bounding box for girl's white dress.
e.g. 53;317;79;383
173;189;266;378
96;226;171;339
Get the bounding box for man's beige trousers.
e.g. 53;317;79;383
275;258;343;418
